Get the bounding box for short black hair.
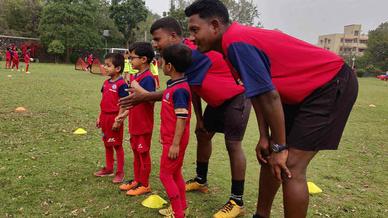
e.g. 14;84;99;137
161;44;192;73
185;0;230;24
104;53;124;73
128;42;155;64
150;17;183;36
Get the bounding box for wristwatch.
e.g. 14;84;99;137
271;143;288;153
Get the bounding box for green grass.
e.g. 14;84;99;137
0;62;387;217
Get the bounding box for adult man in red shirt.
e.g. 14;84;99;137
185;0;358;217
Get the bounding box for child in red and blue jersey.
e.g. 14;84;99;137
119;42;156;196
158;44;192;218
11;49;19;71
6;47;12;69
94;53;129;184
24;50;31;74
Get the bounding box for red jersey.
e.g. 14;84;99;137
128;70;155;135
222;22;344;104
6;50;11;60
183;39;244;107
160;78;192;146
100;77;129;113
13;51;19;62
24;53;30;64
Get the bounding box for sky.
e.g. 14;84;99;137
144;0;388;44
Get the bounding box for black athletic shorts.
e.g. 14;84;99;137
203;93;251;141
283;64;358;151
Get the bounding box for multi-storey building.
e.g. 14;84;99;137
318;24;368;57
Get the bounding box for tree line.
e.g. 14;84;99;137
0;0;261;62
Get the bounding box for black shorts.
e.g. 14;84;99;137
203;93;251;141
284;64;358;151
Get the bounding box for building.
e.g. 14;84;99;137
318;24;368;57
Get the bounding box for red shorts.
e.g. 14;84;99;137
160;144;187;174
100;112;124;146
130;134;152;153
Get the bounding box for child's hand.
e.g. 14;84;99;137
112;121;121;132
168;145;179;160
96;118;100;128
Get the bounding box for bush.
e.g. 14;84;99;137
356;69;366;77
70;52;81;64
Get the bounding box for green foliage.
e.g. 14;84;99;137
97;0;125;48
0;63;387;217
39;0;103;61
47;40;65;55
167;0;261;36
222;0;261;26
0;0;43;37
133;12;161;42
363;22;388;71
109;0;149;47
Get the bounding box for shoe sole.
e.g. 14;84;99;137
126;190;151;196
94;173;114;177
186;187;209;193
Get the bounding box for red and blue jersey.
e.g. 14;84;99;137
100;77;129;113
222;22;344;104
128;70;156;135
6;50;11;60
24;53;30;64
160;78;192;146
183;39;244;107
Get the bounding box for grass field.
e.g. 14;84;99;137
0;62;387;217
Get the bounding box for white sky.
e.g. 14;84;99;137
144;0;388;44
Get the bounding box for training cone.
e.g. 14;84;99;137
73;128;87;135
307;182;322;194
15;107;27;112
141;194;167;209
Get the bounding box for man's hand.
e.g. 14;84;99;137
268;150;292;181
96;118;100;128
111;121;121;132
168;145;179;160
119;80;148;109
256;137;270;164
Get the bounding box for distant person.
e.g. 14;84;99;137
87;53;94;71
5;47;12;69
119;42;156;196
94;53;129;184
185;0;358;217
123;50;138;83
157;44;192;218
24;50;31;74
11;49;19;71
150;58;160;89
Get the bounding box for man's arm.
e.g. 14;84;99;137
251;90;291;181
119;80;163;109
253;102;271;164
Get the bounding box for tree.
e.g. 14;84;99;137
39;0;103;62
109;0;149;47
97;0;125;48
133;12;161;42
167;0;261;36
47;40;65;63
222;0;261;26
363;22;388;71
0;0;43;37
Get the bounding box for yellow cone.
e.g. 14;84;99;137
141;194;167;209
307;182;322;194
73;128;87;135
15;107;27;112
